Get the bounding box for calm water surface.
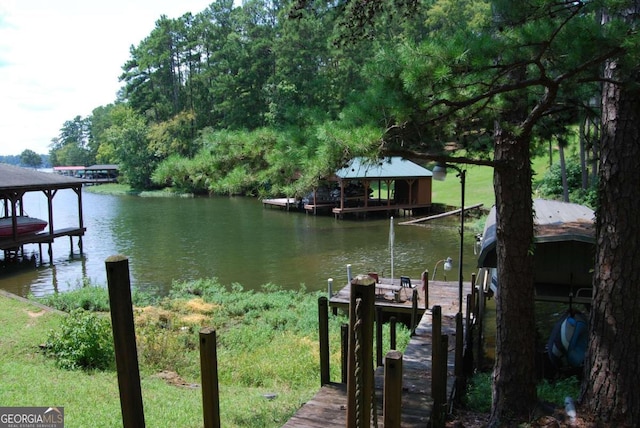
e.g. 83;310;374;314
0;189;478;297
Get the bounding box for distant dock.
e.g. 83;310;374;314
262;198;298;211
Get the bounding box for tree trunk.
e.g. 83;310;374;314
489;125;537;426
581;18;640;423
558;141;569;202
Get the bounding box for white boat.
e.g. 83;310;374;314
0;216;48;238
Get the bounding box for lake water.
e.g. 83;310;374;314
0;189;478;297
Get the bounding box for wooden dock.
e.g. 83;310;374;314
283;280;465;427
329;277;462;317
0;227;86;263
262;198;298;210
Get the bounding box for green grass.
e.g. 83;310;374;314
431;155;554;210
5;281;412;427
83;183;135;195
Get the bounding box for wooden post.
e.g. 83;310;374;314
410;289;418;335
105;255;145;428
199;328;221;428
319;296;331;385
383;350;403;428
422;270;429;309
431;305;442;412
465;293;472;334
432;334;449;428
347;274;376;428
474;272;487;372
464;293;474;377
389;316;397;350
454;312;464;404
341;323;349;384
376;306;383;367
470;272;477;318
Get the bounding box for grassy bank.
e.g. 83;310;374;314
1;281;410;427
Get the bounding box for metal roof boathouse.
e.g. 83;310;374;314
0;164;87;264
300;157;434;218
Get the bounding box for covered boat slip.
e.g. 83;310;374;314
53;164;119;184
477;199;595;305
304;157;434;217
0;164;86;263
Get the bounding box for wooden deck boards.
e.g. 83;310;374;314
0;227;86;250
329;278;462;316
283;280;464;427
262;198;298;210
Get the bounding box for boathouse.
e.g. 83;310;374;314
477;198;595;304
54;164;119;183
0;164;87;263
304;157;433;217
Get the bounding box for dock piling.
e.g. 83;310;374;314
319;296;331;386
199;328;221;428
105;255;145;428
346;274;376;428
383;350;403;428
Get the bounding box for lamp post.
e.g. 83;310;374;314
432;257;453;281
433;163;466;313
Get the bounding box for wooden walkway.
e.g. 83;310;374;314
283;281;464;427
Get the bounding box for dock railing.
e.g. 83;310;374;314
317;273;457;428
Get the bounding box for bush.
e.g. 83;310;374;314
36;283;159;312
37;282;111;312
43;309;115;371
465;372;492;412
536;159;598;208
537;160;582;198
464;373;582;413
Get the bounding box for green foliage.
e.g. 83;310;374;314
43;309;115;371
35;281;158;312
537;377;581;406
536;160;582;197
136;321;196;374
464;372;581;413
20;149;42;168
535;158;597;207
49;115;95;167
465;371;492;412
37;283;111;312
107;105;156;189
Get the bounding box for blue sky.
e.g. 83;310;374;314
0;0;223;156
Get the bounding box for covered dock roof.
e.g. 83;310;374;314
329;157;434;217
1;164;87;193
334;157;433;180
1;164;86;263
477;199;595;268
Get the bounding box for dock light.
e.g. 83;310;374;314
432;257;453;281
433;162;466;313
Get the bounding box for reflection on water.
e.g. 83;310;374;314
1;190;478;297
